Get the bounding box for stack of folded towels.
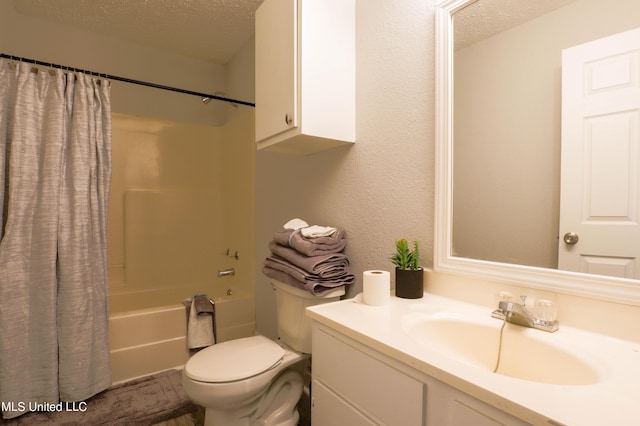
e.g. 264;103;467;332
262;218;354;296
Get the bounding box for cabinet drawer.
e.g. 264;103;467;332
313;327;424;425
312;380;377;426
451;398;531;426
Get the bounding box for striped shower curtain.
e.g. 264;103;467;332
0;59;112;419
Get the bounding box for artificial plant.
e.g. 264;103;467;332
390;238;420;270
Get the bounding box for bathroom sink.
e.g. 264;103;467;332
402;314;604;385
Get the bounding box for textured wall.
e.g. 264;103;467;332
255;0;436;339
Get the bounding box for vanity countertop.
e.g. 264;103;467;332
306;293;640;426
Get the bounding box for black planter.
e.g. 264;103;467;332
395;267;424;299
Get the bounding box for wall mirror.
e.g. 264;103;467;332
434;0;640;305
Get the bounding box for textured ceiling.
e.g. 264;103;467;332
11;0;265;64
454;0;578;50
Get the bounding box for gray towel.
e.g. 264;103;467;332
273;228;347;256
262;265;353;296
264;255;350;281
268;241;350;277
183;295;216;350
193;295;214;315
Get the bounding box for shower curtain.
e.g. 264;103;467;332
0;60;112;419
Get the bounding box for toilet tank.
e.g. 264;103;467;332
271;280;344;353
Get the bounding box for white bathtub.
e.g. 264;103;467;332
108;291;255;384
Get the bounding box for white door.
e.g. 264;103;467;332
558;28;640;279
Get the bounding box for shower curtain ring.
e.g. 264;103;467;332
7;55;17;70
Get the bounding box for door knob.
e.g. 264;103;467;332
285;113;293;125
563;232;579;245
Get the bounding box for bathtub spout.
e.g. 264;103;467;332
218;268;235;277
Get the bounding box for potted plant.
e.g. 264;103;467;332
390;238;424;299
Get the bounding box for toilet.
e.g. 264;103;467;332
182;280;345;426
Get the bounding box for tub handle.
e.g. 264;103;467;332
218;268;235;277
226;249;239;260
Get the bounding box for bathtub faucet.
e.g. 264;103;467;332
217;268;235;278
491;295;559;333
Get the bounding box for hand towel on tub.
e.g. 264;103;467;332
183;294;216;349
273;228;347;256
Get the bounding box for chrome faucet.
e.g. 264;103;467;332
491;295;559;333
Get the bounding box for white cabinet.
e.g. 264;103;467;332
312;326;425;425
255;0;355;154
311;323;531;426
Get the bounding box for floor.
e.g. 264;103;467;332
297;391;311;426
0;370;196;425
182;398;310;426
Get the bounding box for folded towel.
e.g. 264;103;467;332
300;225;337;238
268;241;350;276
272;229;347;256
264;255;351;283
283;218;309;230
183;294;216;349
262;265;352;296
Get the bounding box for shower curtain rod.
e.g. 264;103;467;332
0;53;255;107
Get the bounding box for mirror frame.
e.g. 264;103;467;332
434;0;640;306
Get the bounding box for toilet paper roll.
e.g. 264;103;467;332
363;270;390;306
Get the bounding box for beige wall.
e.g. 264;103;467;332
453;0;640;268
225;37;256;123
108;112;255;313
219;111;257;305
108;114;221;311
0;1;238;126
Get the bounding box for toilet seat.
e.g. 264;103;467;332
184;335;285;383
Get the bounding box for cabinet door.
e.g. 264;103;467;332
255;0;297;142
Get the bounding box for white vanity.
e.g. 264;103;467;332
307;293;640;425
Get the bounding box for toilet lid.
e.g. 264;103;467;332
184;335;286;382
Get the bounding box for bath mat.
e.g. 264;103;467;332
1;369;199;425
